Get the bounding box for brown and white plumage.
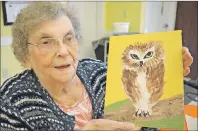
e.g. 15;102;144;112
121;41;165;117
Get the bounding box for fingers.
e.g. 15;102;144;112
182;46;189;53
183;53;193;68
183;67;190;77
117;121;141;130
182;47;193;68
82;119;141;130
132;126;141;130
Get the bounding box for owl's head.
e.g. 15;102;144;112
122;41;165;70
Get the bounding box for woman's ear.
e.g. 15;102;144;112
24;56;32;69
24;62;32;69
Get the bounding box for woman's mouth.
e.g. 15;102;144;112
55;64;71;69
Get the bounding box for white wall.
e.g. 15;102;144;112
143;2;178;33
96;2;113;39
68;1;98;59
1;2;100;59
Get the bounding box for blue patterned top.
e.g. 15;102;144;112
0;58;107;131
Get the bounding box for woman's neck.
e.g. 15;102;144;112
39;74;79;98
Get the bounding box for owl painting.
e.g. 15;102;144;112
121;41;165;117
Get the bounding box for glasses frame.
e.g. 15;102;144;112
28;34;81;52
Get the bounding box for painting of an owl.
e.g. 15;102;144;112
121;41;165;117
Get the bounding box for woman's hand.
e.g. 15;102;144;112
81;119;140;130
182;47;193;76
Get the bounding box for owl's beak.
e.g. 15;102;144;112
140;61;143;67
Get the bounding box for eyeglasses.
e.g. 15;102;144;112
28;34;79;52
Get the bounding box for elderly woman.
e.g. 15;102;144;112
0;2;193;131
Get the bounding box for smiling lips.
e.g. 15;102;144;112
55;64;71;69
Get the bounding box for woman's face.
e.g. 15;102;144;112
27;16;79;83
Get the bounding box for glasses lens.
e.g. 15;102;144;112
38;39;56;52
63;34;77;46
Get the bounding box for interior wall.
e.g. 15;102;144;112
0;1;144;84
105;2;142;32
1;2;23;84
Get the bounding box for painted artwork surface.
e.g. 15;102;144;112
104;31;184;130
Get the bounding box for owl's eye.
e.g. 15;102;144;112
130;54;139;60
144;51;153;58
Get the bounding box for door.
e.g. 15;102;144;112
175;1;198;80
143;2;177;33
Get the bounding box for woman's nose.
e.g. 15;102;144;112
56;41;69;56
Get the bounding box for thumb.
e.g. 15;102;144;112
117;122;141;130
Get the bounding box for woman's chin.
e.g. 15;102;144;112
52;75;75;83
51;69;76;83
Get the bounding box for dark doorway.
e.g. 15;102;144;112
175;1;198;80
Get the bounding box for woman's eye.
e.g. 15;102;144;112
42;41;49;45
40;38;53;45
67;37;72;41
40;39;50;45
65;35;74;42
